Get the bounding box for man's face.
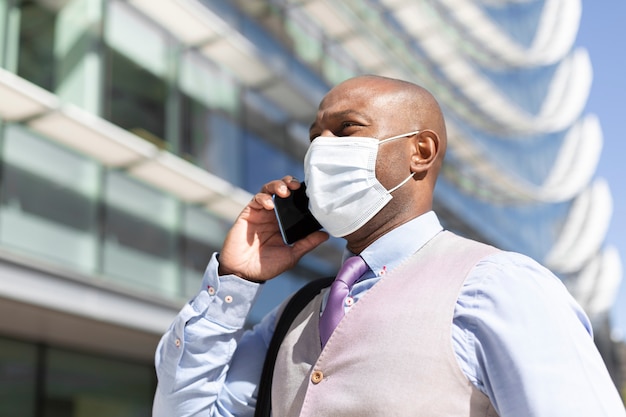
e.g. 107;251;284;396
308;78;414;192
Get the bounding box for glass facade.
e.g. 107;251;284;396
0;0;334;304
0;127;221;300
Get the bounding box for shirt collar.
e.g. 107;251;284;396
343;211;443;278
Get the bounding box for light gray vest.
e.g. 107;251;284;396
272;231;500;417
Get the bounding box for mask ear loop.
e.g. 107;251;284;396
378;130;421;145
388;172;416;194
379;131;420;194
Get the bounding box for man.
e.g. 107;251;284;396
153;75;625;416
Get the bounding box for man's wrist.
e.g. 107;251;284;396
216;254;265;283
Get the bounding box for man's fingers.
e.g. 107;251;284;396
251;192;275;210
251;176;302;211
261;177;301;197
284;176;301;190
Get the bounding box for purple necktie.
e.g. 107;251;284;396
319;256;369;347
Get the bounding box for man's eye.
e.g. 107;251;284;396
339;122;361;135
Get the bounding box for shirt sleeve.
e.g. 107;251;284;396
453;251;625;417
153;252;277;417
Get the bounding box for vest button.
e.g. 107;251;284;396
311;370;323;384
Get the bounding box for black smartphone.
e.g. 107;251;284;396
273;183;323;245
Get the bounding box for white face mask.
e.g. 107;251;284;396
303;131;419;237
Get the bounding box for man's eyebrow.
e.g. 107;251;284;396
309;110;371;132
332;110;371;121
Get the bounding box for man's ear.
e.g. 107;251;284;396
410;130;440;174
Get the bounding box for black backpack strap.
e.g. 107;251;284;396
254;276;334;417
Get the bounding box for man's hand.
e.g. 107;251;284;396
218;176;329;282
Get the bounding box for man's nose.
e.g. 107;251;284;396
319;129;336;137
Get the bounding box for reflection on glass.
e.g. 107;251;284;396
181;102;244;188
105;47;167;142
103;0;169;142
244;132;288;194
102;171;178;295
180;206;228;297
0;127;99;272
17;1;56;91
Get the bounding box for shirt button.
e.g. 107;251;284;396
175;338;181;348
224;295;233;303
207;286;216;295
311;370;323;384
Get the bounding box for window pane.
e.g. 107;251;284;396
105;47;167;140
0;338;37;417
180;50;239;115
16;1;56;90
17;0;104;111
3;125;100;196
244;132;289;193
285;17;323;65
180;206;229;297
0;127;99;272
102;171;179;295
44;348;154;417
53;0;103;111
105;170;177;227
105;1;168;78
103;2;169;141
182;106;244;187
242;89;289;153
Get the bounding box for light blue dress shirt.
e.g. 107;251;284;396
153;212;625;417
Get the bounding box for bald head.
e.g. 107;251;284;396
325;75;446;135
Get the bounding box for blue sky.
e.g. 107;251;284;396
576;1;626;338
